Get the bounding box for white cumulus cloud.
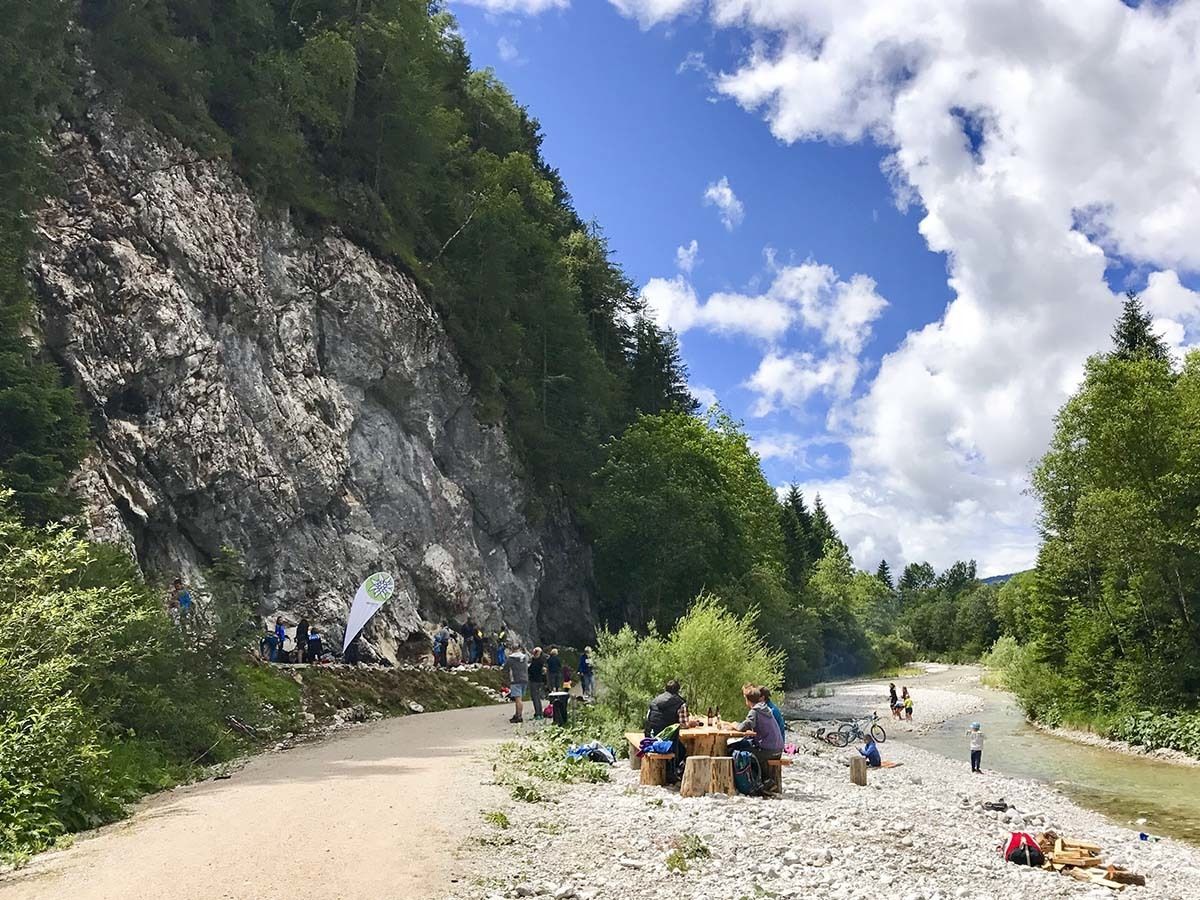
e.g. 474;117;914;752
609;0;701;28
688;0;1200;574
676;239;700;273
703;176;745;230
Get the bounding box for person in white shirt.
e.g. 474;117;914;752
967;722;985;773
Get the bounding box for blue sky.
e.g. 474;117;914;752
449;1;1200;577
454;3;951;482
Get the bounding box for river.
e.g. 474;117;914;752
797;666;1200;846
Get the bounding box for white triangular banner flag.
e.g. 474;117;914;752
342;572;396;653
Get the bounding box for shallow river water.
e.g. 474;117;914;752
901;688;1200;845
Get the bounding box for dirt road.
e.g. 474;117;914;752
0;705;512;900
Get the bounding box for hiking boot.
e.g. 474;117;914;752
509;715;523;724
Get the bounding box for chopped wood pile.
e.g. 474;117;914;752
1036;832;1146;891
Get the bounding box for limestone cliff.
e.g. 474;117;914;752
30;103;595;658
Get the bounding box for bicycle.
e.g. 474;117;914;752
815;721;852;747
838;712;886;744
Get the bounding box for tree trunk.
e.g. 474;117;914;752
709;756;735;796
639;754;669;787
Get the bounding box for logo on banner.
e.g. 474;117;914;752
364;572;395;604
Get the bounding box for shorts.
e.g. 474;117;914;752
509;682;527;699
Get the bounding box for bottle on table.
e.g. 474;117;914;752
706;706;713;726
714;706;720;726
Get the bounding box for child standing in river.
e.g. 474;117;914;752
967;722;984;773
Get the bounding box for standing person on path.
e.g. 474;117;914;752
527;647;547;719
274;616;287;662
888;682;899;718
494;627;507;667
307;625;323;663
461;620;477;663
967;722;985;773
503;647;530;723
903;687;913;721
577;647;595;698
432;625;450;668
546;647;563;691
295;617;310;663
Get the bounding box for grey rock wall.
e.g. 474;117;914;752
31;104;595;658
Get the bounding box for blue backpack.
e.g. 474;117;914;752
732;750;763;795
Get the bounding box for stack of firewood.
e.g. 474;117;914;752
1036;832;1146;891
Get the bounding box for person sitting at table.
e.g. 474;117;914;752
730;684;784;776
760;686;788;743
644;679;690;784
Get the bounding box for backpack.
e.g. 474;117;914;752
1002;832;1044;867
732;750;764;796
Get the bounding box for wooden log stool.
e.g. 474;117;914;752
640;752;674;787
849;755;868;786
625;732;644;770
766;757;792;793
709;755;735;796
680;755;713;797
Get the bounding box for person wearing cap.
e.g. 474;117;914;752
967;721;985;773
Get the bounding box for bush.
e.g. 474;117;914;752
869;632;916;673
594;594;784;729
1110;711;1200;757
0;494;255;859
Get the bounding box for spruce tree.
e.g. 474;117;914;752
627;317;699;416
1111;291;1170;363
811;494;846;557
779;485;813;589
875;559;894;590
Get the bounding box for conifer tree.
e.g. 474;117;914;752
1111;291;1170;363
875;559;894;591
627;317;698;416
810;494;846;558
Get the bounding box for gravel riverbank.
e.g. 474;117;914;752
457;729;1200;900
458;665;1200;900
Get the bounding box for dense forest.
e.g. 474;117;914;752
987;294;1200;754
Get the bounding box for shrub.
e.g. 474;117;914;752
0;494;255;858
593;594;784;729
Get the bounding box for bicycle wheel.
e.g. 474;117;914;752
838;724;856;744
870;723;887;743
825;730;848;747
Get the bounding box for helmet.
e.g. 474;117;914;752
971;722;981;730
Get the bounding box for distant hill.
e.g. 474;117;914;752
981;572;1020;585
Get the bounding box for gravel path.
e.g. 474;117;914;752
0;705;512;900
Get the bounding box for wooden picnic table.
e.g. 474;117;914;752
679;723;752;758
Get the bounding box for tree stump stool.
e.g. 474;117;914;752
680;755;713;797
640;752;673;787
850;755;868;786
709;755;735;795
766;757;792;793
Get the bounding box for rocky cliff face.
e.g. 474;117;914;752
30;102;595;658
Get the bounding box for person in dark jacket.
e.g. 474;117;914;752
860;735;882;768
527;647;547;719
644;680;687;736
546;647;563;691
307;625;323;664
577;647;595;698
295;618;310;663
644;680;689;783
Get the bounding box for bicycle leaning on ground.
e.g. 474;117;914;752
839;711;886;745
